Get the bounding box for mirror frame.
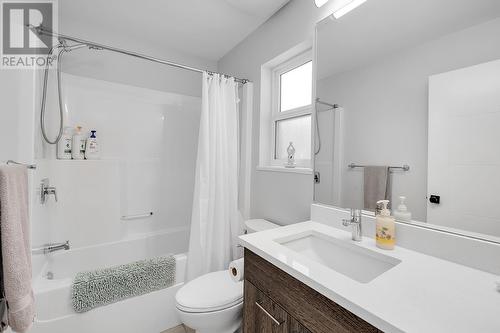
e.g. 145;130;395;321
312;16;500;245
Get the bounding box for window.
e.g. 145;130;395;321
271;52;313;167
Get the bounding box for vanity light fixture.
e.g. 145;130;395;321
333;0;367;18
314;0;329;7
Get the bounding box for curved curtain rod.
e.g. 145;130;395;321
31;25;251;85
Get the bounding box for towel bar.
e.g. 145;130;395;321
5;160;37;169
348;163;410;171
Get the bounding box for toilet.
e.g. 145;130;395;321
175;219;279;333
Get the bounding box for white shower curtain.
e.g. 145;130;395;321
187;72;243;280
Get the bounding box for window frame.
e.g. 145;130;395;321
270;51;313;167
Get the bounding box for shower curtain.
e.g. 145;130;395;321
187;72;242;280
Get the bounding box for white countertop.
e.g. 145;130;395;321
239;221;500;333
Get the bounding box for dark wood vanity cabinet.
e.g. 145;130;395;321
243;249;382;333
244;281;311;333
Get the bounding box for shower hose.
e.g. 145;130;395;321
40;42;86;144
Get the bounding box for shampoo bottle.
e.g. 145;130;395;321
57;126;73;160
85;130;100;160
375;200;396;250
72;126;86;160
393;196;412;222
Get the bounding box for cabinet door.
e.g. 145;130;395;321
289;317;312;333
244;281;289;333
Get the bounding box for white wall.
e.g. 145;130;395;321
316;18;500;221
218;0;352;225
428;59;500;237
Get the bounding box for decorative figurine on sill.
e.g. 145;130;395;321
285;141;296;168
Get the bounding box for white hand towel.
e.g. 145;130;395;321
228;258;244;282
0;166;34;333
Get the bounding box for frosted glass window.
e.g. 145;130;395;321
280;61;312;112
275;115;311;159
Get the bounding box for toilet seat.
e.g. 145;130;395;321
176;270;243;313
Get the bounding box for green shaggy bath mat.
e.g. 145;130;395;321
71;255;176;313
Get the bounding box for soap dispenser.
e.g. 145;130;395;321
85;130;100;160
57;126;73;160
393;196;412;222
375;200;396;250
72;126;86;160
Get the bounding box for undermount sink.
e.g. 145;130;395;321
275;230;401;283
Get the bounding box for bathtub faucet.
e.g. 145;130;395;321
32;241;70;255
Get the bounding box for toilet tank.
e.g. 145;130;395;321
244;219;279;234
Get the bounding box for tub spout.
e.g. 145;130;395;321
32;241;70;255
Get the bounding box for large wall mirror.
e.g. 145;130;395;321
314;0;500;242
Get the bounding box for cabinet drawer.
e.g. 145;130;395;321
244;280;311;333
244;280;288;333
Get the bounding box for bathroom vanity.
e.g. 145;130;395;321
239;220;500;333
243;249;380;333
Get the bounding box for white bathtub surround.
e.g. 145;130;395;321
187;73;243;280
31;229;188;333
33;74;201;249
0;166;34;333
239;221;500;333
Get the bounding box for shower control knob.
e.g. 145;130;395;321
40;178;58;204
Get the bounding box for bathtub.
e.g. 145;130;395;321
30;227;189;333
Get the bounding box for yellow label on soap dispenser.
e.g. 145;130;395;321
376;218;395;250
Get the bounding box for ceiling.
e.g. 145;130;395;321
59;0;290;62
317;0;500;79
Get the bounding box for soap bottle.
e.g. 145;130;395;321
375;200;396;250
285;142;296;168
85;130;100;160
393;196;412;222
57;126;73;160
71;126;86;160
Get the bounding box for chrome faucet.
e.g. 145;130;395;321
40;178;57;204
32;241;70;255
342;209;362;241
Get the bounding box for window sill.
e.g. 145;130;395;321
256;165;313;175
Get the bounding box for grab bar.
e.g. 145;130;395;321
121;212;153;221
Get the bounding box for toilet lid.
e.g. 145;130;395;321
176;270;243;313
